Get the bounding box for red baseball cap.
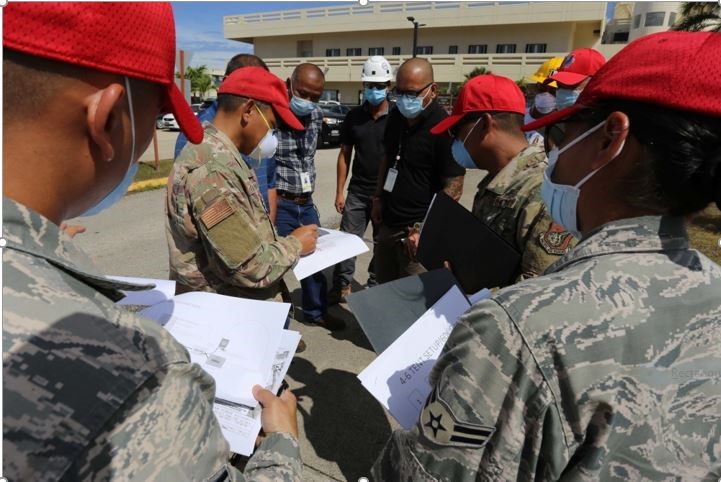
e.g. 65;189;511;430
218;67;304;131
430;74;526;135
3;2;203;145
548;48;606;87
523;31;721;132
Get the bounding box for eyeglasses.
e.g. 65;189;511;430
391;82;433;99
363;83;388;90
544;122;567;151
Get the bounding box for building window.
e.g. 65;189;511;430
525;43;547;54
613;32;629;43
645;12;665;27
496;44;517;54
448;45;458;54
416;46;433;55
468;44;487;54
668;12;677;27
369;47;384;55
633;14;641;28
392;46;401;55
346;48;361;56
325;48;340;57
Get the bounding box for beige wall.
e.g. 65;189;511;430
254;22;602;59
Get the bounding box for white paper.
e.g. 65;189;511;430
358;286;470;429
212;330;301;456
108;275;176;306
468;288;492;305
140;292;289;407
293;228;369;280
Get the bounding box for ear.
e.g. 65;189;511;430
239;99;255;126
429;82;438;98
478;113;494;136
594;111;630;169
85;83;125;162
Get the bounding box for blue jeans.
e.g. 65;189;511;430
275;197;328;322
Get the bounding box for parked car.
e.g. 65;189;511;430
162;113;180;130
319;103;350;146
156;114;166;129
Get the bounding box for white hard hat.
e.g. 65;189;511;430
361;56;393;83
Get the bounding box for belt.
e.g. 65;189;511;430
278;190;312;204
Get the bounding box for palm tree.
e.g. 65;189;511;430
177;65;214;98
673;2;721;32
463;66;492;83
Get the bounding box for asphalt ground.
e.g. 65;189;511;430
72;130;486;481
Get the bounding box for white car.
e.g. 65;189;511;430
162;113;180;130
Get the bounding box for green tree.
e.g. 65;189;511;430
176;64;214;99
673;2;721;32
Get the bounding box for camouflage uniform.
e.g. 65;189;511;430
372;215;721;481
166;123;301;300
2;198;302;481
472;145;577;282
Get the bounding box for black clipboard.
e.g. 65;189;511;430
417;192;521;293
346;269;461;354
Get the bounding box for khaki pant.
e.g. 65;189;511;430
375;224;426;284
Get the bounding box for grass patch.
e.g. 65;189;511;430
134;159;174;183
688;205;721;265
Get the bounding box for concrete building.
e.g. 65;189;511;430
224;1;626;104
603;1;681;44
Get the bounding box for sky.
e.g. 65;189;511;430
173;1;617;71
172;1;349;70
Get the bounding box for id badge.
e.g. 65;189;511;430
383;168;398;193
301;172;312;193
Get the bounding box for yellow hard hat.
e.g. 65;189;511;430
527;57;564;88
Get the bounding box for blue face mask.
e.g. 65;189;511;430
451;118;482;169
556;88;581;109
289;81;317;117
396;87;431;119
541;121;625;239
83;76;137;217
364;87;387;106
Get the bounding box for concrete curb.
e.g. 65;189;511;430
129;177;168;193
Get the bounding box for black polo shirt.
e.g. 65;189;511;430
381;100;464;228
339;102;389;196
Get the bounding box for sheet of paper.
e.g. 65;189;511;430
468;288;492;305
358;286;470;429
108;275;176;306
212;330;301;456
293;228;369;280
140;292;289;407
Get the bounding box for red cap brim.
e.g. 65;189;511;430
549;70;588;87
522;104;583;132
430;113;464;135
166;83;204;144
274;105;304;131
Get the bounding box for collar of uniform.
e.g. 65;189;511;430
2;197;155;302
546;215;689;274
484;145;546;195
204;123;248;171
363;101;390;118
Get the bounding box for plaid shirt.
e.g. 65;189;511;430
274;106;322;195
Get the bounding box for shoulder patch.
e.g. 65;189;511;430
420;386;495;448
200;197;234;230
539;223;575;255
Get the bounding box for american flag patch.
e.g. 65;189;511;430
200;198;234;230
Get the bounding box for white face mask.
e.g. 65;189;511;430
246;104;277;168
82;76;137;217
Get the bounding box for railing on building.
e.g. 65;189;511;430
225;2;533;27
262;53;556;81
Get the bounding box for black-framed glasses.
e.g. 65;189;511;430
392;82;433;99
544;123;567;150
363;82;389;90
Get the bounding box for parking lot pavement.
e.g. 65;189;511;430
73;148;486;481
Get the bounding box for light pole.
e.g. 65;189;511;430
407;16;425;57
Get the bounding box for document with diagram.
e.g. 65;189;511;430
140;291;290;407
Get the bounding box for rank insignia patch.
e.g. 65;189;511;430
420;387;495;448
539;223;574;255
